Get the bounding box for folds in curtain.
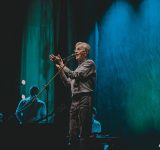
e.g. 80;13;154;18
20;0;54;123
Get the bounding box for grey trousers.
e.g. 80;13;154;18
69;93;92;150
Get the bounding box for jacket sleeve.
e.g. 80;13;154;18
63;60;96;80
39;102;47;124
59;71;71;88
15;100;26;124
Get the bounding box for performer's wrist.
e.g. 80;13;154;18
60;64;65;68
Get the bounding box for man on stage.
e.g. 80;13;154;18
50;42;96;150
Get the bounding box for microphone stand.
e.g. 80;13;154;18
44;85;49;123
34;55;75;123
4;54;75;124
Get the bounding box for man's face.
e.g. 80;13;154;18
74;45;87;61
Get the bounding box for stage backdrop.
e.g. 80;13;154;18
20;0;54;123
88;0;160;137
20;0;160;137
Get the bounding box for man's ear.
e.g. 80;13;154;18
80;50;86;56
85;50;88;56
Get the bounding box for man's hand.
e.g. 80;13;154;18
49;54;64;68
49;54;60;63
56;64;65;75
56;64;61;70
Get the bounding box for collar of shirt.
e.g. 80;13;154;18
78;58;87;65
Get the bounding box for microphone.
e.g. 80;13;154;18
62;53;76;62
